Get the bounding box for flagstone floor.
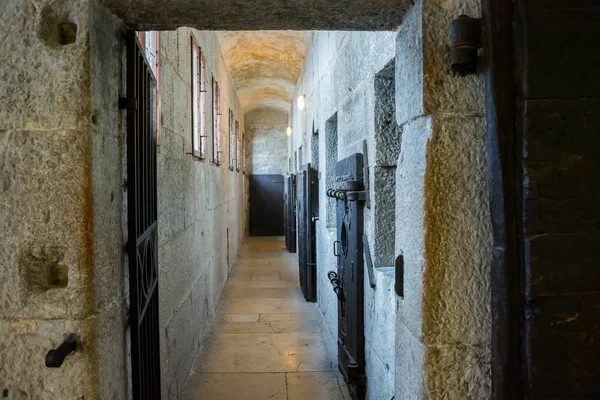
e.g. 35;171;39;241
182;236;349;400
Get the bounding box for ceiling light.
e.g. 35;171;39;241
297;95;306;111
286;126;292;136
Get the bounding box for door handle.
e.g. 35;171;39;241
333;241;341;257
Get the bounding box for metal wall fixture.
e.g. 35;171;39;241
450;15;482;75
45;334;79;368
395;252;404;298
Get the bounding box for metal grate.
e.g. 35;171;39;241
125;30;161;400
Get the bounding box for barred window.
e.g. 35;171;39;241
212;78;222;165
191;35;207;159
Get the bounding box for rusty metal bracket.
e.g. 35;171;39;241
45;334;80;368
450;15;482;75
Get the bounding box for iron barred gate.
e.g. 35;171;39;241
124;30;161;400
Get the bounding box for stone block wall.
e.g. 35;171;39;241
0;4;246;398
0;0;128;398
244;107;288;175
157;28;246;399
394;1;492;398
290;30;398;400
289;1;492;398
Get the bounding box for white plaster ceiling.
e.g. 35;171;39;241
217;31;312;114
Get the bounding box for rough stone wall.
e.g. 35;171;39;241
157;28;246;399
244;107;288;175
88;1;129;399
0;0;127;398
290;31;398;400
394;0;492;398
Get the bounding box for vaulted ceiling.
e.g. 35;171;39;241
217;31;312;114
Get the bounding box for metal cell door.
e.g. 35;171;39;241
124;31;161;400
298;164;319;302
285;174;297;253
327;153;366;399
249;175;285;236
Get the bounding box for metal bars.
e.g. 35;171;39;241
125;30;161;400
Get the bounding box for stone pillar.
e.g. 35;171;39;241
0;0;127;398
394;0;492;398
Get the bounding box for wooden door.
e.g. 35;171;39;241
483;1;600;397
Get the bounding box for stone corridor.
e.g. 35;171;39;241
182;237;349;400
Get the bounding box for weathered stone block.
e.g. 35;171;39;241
395;116;431;340
375;59;401;167
421;115;491;346
339;79;375;154
373;167;396;267
424;343;491;400
395;322;425;399
0;0;91;131
0;129;92;319
395;1;424;125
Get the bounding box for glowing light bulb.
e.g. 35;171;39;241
286;126;292;136
297;95;306;111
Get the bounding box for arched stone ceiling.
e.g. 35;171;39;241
216;31;312;114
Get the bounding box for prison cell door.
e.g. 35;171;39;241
284;174;297;252
327;153;367;400
285;175;297;253
298;164;319;301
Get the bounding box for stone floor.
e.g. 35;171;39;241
182;237;349;400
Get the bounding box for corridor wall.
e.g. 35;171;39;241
289;0;493;397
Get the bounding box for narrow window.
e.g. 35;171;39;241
229;109;235;170
137;31;161;146
236;120;241;172
191;35;207;159
212;77;221;165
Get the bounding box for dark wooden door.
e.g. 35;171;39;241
284;174;297;252
124;31;161;400
483;1;600;398
298;164;318;302
328;154;366;400
249;174;284;236
298;169;307;293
